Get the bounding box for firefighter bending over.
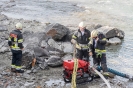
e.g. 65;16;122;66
8;23;24;73
71;22;91;62
89;30;109;75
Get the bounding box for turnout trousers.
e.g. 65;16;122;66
76;49;89;62
93;53;107;72
11;49;22;69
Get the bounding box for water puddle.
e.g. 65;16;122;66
45;78;70;87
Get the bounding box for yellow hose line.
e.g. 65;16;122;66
71;58;78;88
71;45;78;88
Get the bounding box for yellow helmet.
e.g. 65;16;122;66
91;30;98;38
79;22;86;28
16;23;22;29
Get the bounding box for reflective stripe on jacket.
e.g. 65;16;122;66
89;32;107;54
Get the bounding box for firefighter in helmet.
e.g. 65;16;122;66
89;30;108;74
8;23;24;73
71;22;91;61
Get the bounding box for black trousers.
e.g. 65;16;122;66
11;49;22;67
93;53;107;72
76;49;89;62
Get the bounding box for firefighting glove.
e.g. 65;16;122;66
71;39;77;45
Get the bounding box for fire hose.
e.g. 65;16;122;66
71;45;78;88
71;58;78;88
97;66;133;80
91;67;111;88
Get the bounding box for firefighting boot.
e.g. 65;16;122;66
102;72;110;79
16;69;24;73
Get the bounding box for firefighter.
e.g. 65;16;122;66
8;23;24;73
71;22;91;62
89;30;108;75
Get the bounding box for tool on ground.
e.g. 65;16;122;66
31;47;37;69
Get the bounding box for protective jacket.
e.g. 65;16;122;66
72;29;91;50
89;32;107;54
8;29;24;50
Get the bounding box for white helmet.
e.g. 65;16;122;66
91;30;98;38
16;23;22;29
79;22;86;28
